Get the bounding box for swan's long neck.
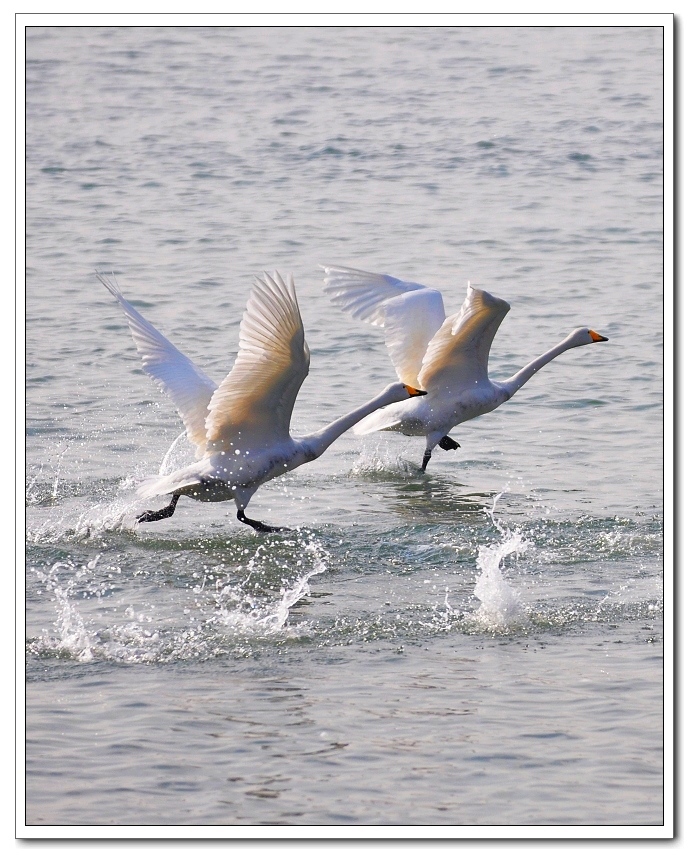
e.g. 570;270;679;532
498;336;578;399
299;389;405;459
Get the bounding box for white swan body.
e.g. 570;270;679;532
100;271;425;530
323;265;608;471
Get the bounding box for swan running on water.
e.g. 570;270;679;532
100;271;426;532
322;265;608;472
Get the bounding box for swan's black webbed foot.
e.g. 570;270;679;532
237;510;291;533
420;448;433;473
137;494;180;523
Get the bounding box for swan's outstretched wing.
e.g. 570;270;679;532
418;283;510;394
322;264;445;388
205;272;310;453
322;264;431;324
99;272;217;456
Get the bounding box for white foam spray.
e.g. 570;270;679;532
30;536;329;664
34;562;98;663
350;441;418;477
471;493;530;630
158;431;190;476
52;581;95;662
216;539;328;636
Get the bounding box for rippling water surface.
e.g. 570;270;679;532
24;25;664;829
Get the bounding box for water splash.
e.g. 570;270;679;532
52;581;95;662
470;493;531;630
74;497;138;538
26;444;70;507
51;445;70;499
28;537;329;664
349;442;418;477
30;560;101;662
158;431;192;476
217;544;324;636
27;494;138;544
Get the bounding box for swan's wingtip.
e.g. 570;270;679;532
253;269;297;303
255;271;278;291
96;269;122;298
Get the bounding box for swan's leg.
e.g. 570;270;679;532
137;494;180;523
421;432;460;470
237;509;290;533
438;436;460;451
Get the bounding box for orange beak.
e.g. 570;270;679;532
589;330;609;342
404;384;427;396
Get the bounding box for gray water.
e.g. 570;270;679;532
24;25;664;829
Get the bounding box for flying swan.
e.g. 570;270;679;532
100;271;426;531
322;265;608;471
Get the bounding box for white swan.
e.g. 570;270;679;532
322;265;608;471
99;271;426;531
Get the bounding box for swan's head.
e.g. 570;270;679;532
566;327;609;347
379;382;428;403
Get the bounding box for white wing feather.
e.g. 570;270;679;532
418;283;510;394
322;264;433;325
204;272;310;453
378;289;446;388
99;273;217;456
322;265;445;386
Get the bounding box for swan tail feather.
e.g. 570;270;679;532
136;474;183;499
